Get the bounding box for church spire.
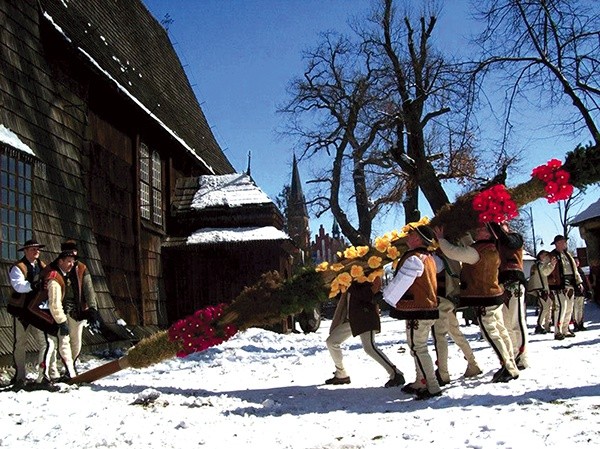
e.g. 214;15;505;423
289;154;308;217
287;155;310;267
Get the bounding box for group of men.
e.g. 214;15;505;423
6;238;101;390
323;221;588;400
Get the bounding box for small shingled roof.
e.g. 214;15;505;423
192;173;272;210
570;197;600;225
39;0;234;175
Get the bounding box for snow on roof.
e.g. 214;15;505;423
570;197;600;225
0;124;36;156
192;173;272;209
187;226;289;245
42;11;215;174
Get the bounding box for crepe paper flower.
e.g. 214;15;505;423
531;159;574;203
350;264;365;278
401;216;431;234
355;276;369;283
368;255;383;269
356;246;370;257
330;263;345;272
386;246;400;260
343;246;359;259
472;184;518;224
336;272;353;288
367;269;384;283
315;261;329;272
374;236;391;253
168;303;238;358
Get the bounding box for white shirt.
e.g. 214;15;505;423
383;252;444;308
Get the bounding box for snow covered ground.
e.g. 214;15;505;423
1;302;600;449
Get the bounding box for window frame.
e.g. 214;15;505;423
1;146;34;262
139;142;163;228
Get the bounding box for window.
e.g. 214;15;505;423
1;148;33;261
139;143;163;226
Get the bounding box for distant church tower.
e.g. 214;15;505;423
287;155;311;267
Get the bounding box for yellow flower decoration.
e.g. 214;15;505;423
330;263;345;272
374;236;390;253
356;246;370;257
368;255;382;269
316;261;329;272
350;264;365;278
343;246;359;259
336;272;353;287
355;275;369;283
401;216;430;233
367;269;384;283
387;246;400;260
329;283;340;298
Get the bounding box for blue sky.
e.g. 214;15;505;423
141;0;598;253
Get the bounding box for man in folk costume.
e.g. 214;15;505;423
383;224;443;400
490;222;529;369
59;240;101;369
432;250;482;386
434;224;520;383
547;235;582;340
572;256;591;331
325;276;405;388
7;239;52;387
527;250;557;334
29;250;79;381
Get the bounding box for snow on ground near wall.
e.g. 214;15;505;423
1;303;600;449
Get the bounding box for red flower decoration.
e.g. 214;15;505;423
168;303;238;358
531;159;574;203
472;184;518;224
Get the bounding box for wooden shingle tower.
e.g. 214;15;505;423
287;155;310;267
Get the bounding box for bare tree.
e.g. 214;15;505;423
280;32;405;245
557;189;585;238
472;0;600;146
280;0;496;244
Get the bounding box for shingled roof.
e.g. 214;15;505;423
39;0;234;175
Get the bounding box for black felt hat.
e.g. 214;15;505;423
18;239;45;251
551;235;568;245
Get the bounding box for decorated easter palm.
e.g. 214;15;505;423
69;143;600;385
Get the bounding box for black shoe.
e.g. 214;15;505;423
554;333;565;340
435;369;449;386
579;323;587;331
325;375;351;385
565;331;576;338
491;367;505;382
384;371;405;388
492;369;519;383
534;325;546;334
401;384;423;395
415;389;442;400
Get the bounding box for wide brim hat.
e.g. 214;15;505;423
60;240;78;252
57;249;78;259
409;224;436;245
18;239;45;251
551;235;568;245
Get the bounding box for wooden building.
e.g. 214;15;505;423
0;0;288;364
163;173;294;321
570;199;600;303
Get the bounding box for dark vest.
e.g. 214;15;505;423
7;257;46;317
459;240;504;307
390;248;439;320
547;250;579;290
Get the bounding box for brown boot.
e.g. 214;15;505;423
464;363;482;378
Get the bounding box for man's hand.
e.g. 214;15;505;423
86;308;103;333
